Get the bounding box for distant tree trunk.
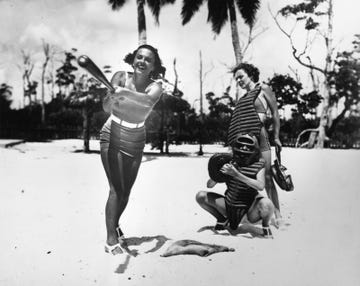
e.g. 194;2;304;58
198;50;204;155
316;0;333;148
21;51;34;107
137;0;147;45
159;98;165;153
41;42;51;124
82;107;90;153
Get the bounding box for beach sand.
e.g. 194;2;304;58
0;139;359;286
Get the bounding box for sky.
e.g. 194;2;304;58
0;0;359;110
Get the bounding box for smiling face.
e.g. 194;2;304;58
133;48;156;78
234;69;253;90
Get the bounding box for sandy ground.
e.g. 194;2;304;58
0;139;359;286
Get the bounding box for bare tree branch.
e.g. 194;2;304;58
288;65;301;82
268;5;325;75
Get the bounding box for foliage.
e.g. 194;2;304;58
0;83;12;112
181;0;261;33
297;90;322;116
55;50;78;99
266;73;321;116
328;35;360;110
279;0;326;30
267;74;302;109
181;0;261;63
0;83;13;129
330;116;360;148
200;90;234;143
147;91;196;151
109;0;176;24
24;80;38;104
48;108;82;128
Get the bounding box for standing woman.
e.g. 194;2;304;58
227;63;283;226
100;45;165;254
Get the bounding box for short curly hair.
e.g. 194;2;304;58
123;44;166;79
231;63;260;83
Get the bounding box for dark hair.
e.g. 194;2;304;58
231;63;259;82
124;44;166;79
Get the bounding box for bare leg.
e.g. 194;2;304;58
195;191;227;223
261;150;281;221
247;197;275;238
101;145;142;246
247;197;274;227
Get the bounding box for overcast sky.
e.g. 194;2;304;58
0;0;359;109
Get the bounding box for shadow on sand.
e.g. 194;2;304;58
197;223;266;239
114;235;171;274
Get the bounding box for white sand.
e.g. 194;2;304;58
0;139;359;286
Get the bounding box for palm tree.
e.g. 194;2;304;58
181;0;261;64
108;0;176;45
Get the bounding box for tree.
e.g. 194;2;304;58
271;0;335;147
203;90;234;143
55;49;78;101
108;0;176;45
40;40;57;124
67;75;104;153
0;83;13;131
327;35;360;137
20;50;37;107
181;0;261;64
266;73;323;147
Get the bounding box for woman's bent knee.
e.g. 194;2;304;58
196;191;208;205
259;198;274;216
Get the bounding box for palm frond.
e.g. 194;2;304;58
147;0;176;24
207;0;228;34
181;0;205;25
108;0;128;11
235;0;261;27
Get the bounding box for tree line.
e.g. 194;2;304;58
1;37;359;152
1;0;359;151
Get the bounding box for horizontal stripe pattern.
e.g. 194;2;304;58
225;160;264;207
227;85;262;146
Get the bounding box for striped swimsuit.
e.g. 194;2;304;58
225;159;265;230
227;84;262;147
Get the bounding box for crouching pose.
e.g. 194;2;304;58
196;134;274;238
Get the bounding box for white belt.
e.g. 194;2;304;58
110;114;145;128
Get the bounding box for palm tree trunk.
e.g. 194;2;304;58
228;0;242;64
137;0;147;45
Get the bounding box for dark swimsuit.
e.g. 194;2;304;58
227;84;270;152
225;159;265;230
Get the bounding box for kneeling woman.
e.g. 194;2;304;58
196;134;275;238
100;45;165;254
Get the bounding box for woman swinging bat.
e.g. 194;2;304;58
99;44;165;255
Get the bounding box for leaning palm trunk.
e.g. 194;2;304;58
137;0;147;45
228;0;242;64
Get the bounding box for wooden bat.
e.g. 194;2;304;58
77;55;115;93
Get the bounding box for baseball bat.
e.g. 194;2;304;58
77;55;115;93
